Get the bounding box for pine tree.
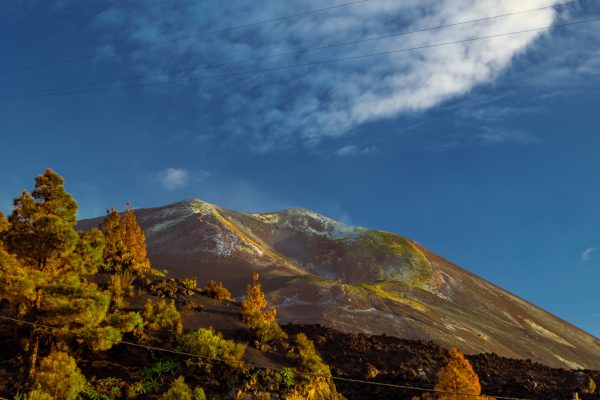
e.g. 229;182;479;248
121;207;151;275
100;206;151;275
4;169;78;269
241;272;286;343
99;208;124;273
0;169;138;383
242;272;277;327
434;347;483;400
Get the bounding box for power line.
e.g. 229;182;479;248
0;0;373;75
1;0;582;99
2;16;599;102
0;314;529;400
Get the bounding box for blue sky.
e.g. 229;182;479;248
2;0;600;336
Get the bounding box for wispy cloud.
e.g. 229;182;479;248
335;145;378;157
476;128;539;146
156;168;209;191
94;0;577;150
581;247;599;263
426;127;538;151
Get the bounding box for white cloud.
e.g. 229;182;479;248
156;168;209;190
95;0;569;150
335;144;378;156
581;247;599;263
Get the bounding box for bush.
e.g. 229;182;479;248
279;367;295;389
287;333;331;377
160;376;192;400
29;350;87;400
180;277;197;296
143;299;183;335
203;280;232;301
255;320;287;343
178;327;246;365
108;271;135;309
193;387;207;400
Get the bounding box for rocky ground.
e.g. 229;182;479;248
0;276;598;399
285;324;600;399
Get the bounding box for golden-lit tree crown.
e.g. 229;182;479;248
100;207;151;275
434;347;483;400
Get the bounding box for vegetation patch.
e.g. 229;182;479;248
178;327;246;366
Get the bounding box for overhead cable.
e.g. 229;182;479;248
0;315;530;400
0;0;582;99
0;0;373;74
2;16;599;101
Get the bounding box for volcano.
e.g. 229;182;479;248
78;199;600;370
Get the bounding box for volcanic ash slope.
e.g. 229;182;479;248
78;199;600;370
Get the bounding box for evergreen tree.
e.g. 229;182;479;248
121;207;151;275
100;206;151;275
0;169;138;383
4;169;78;269
99;208;124;273
241;272;286;343
434;347;483;400
241;272;277;327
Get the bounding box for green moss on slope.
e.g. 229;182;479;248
355;231;432;287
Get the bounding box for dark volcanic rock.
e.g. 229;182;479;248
78;199;600;370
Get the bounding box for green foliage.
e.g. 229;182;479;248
153;268;169;278
143;299;182;335
108;310;144;333
108;271;135;309
279;367;296;389
203;280;232;301
4;169;78;268
180;277;197;289
66;229;105;275
255;320;287;344
159;376;193;400
128;361;177;395
80;387;111;400
158;377;207;400
193;387;207;400
81;377;126;400
143;360;177;380
288;333;331;377
178;327;246;365
22;388;52;400
0;169;145;382
29;350;87;400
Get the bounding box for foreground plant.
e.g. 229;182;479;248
241;272;286;343
0;169;139;383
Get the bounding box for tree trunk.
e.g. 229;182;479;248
25;288;43;384
26;329;40;383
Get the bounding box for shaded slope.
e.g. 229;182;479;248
78;199;600;369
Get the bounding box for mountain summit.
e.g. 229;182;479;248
78;199;600;370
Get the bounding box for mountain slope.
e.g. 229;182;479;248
78;199;600;370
